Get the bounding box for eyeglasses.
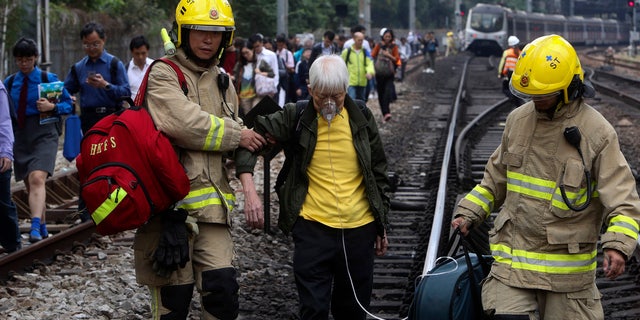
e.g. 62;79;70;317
15;57;36;64
82;42;102;49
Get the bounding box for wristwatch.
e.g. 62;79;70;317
105;83;112;90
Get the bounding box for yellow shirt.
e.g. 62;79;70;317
300;108;374;228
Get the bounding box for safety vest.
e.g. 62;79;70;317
501;48;519;76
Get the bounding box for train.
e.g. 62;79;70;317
463;3;630;56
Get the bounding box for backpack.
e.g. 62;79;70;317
345;47;368;68
277;54;289;90
76;58;190;235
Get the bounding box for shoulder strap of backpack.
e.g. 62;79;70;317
5;73;17;122
41;70;49;83
110;56;120;82
133;57;188;107
346;48;352;65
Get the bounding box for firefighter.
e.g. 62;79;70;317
132;0;266;319
452;34;640;319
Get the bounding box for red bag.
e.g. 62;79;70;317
76;59;190;235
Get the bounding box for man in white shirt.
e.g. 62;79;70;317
127;35;154;101
276;35;295;104
249;33;279;100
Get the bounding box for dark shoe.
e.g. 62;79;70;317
29;228;42;243
40;223;49;239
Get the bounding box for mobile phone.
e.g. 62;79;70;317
88;71;96;77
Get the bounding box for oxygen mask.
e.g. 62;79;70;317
320;99;337;126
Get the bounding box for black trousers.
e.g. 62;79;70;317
292;218;376;320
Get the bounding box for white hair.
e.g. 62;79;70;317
308;55;349;94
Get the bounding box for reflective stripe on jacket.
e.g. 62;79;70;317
144;49;243;224
455;99;640;292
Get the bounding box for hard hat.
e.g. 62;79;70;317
447;31;453;37
173;0;235;49
380;28;387;37
508;36;520;47
510;34;585;104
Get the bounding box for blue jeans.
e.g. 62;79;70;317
348;86;366;101
0;169;20;251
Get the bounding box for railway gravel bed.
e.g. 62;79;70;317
1;53;640;319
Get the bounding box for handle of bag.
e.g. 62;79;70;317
453;228;488;317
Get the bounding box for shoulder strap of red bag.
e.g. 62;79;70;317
133;57;188;107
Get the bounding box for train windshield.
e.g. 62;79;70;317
469;11;504;33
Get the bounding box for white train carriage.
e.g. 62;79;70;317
464;3;628;56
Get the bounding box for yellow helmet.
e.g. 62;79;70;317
172;0;235;49
510;34;584;104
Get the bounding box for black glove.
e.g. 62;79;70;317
152;208;190;277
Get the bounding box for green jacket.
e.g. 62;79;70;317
235;96;390;235
341;47;375;87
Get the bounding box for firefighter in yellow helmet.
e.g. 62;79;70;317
452;34;640;319
132;0;267;319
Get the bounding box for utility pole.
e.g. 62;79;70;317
358;0;371;37
277;0;288;36
409;0;415;33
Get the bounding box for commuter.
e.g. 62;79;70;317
276;35;295;104
341;32;374;101
336;34;347;53
451;34;640;320
344;25;371;51
219;37;244;75
407;31;418;57
309;30;339;66
64;21;130;135
294;37;314;63
445;31;457;57
497;35;522;104
133;0;267;319
294;47;312;101
235;54;390;320
5;38;73;243
248;33;279;100
371;28;400;122
397;36;412;81
233;41;276;116
126;35;154;101
0;81;20;253
64;21;130;222
421;31;438;73
604;46;615;66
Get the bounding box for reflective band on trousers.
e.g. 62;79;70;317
176;186;236;211
491;243;597;274
92;187;127;225
203;115;224;151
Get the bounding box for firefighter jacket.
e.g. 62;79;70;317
235;96;390;236
498;47;519;77
144;48;243;225
341;47;375;87
454;99;640;292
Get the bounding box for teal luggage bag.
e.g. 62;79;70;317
409;230;493;320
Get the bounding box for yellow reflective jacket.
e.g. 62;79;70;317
143;49;243;225
455;99;640;292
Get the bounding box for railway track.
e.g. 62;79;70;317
2;52;640;318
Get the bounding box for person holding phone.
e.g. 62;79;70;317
63;21;130;135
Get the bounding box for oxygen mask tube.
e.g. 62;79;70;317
161;28;176;56
320;99;337;127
